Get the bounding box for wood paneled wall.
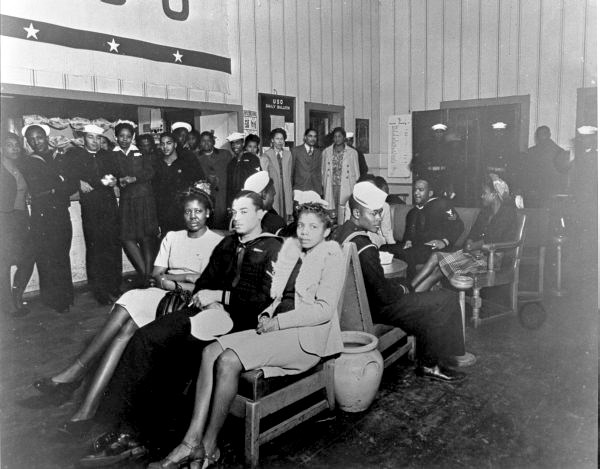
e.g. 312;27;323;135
379;0;597;154
224;0;594;180
226;0;381;149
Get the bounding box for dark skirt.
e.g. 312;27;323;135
119;195;159;241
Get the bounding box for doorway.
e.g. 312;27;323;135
305;102;344;149
412;102;524;206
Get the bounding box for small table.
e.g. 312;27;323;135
382;258;407;279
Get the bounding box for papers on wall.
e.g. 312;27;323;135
270;114;285;130
243;110;258;135
284;122;295;141
387;114;412;178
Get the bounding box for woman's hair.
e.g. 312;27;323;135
244;133;260;146
114;122;135;136
159;132;175;142
233;190;264;210
332;127;346;138
2;132;21;144
199;130;215;142
270;127;287;141
297;203;333;229
179;189;213;214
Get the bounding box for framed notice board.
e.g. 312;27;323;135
258;93;296;149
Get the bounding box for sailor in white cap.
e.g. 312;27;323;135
331;182;467;382
413;124;449;194
431;123;448;132
64;120;122;305
570;124;598;215
19;125;78;312
485;120;515;183
242;171;286;234
227;133;263;209
171;122;192;150
491;121;507;130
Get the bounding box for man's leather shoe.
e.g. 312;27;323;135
416;364;466;382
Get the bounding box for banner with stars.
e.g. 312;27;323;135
0;0;231;95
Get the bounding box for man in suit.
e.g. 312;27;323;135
260;128;293;221
291;128;322;194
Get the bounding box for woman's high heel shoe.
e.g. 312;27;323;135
147;441;205;469
201;448;220;469
32;377;82;402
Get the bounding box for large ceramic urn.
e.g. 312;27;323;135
334;331;384;412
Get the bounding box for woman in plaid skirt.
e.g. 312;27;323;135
411;174;518;292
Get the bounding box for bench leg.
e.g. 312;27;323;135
324;360;335;410
245;401;260;468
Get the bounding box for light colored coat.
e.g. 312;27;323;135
263;237;344;358
322;144;360;211
260;147;293;217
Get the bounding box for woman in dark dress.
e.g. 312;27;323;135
411;174;518;292
153;132;205;236
0;132;35;316
113;121;158;286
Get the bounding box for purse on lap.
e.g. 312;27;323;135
155;281;192;319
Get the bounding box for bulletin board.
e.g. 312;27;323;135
258;93;295;148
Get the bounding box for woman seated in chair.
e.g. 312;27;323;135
411;174;517;293
32;186;223;433
149;203;344;469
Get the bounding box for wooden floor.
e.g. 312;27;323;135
0;247;597;468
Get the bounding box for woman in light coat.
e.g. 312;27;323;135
322;127;360;224
149;203;344;468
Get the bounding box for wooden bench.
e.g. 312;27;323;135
338;243;414;367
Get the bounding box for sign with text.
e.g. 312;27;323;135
388;114;412;178
258;93;295;147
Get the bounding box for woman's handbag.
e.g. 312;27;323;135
155;281;192;319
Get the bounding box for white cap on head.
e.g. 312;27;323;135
293;190;328;206
346;132;354;139
431;123;448;131
243;171;270;193
352;182;387;211
492;122;507;129
226;132;245;142
22;124;50;137
171;122;192;132
82;124;105;135
577;125;598;135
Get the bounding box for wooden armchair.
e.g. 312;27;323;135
469;212;527;327
338;243;414;366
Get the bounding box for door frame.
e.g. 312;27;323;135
440;95;530;152
304;102;345;132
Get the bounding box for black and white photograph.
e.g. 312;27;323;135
0;1;597;468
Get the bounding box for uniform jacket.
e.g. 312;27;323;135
260;148;293;217
226;152;261;207
332;221;402;318
18;149;78;211
322;144;360;208
291;144;323;194
402;197;464;249
66;147;119;206
193;233;283;331
263;237;344;358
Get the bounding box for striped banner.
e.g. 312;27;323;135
0;14;231;74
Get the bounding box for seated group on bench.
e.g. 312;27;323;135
31;170;517;467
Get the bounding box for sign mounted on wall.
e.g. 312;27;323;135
388;114;412;179
258;93;295;148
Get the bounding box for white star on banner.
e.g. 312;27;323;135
23;23;39;39
107;38;120;52
173;50;183;63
